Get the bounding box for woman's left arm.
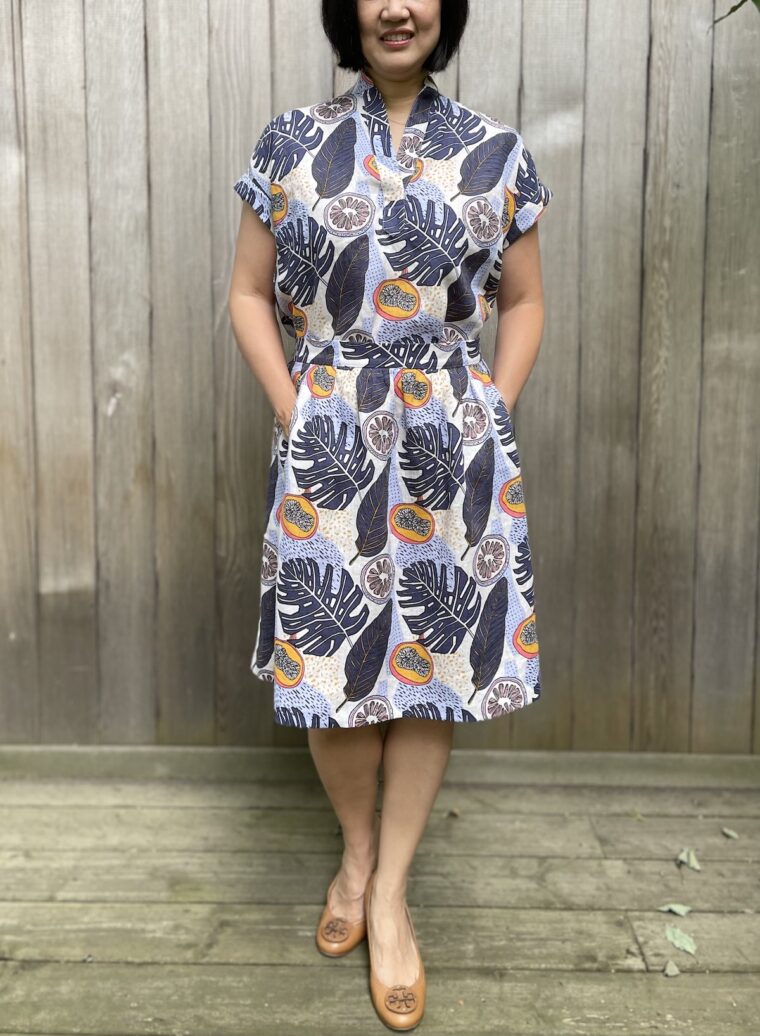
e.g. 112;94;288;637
492;224;547;411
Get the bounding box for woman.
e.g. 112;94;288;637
228;0;552;1028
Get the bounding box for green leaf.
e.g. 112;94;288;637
658;903;692;916
676;847;701;871
666;925;697;956
721;826;739;839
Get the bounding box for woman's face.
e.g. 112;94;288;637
356;0;441;81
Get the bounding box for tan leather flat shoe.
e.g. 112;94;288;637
315;811;381;958
315;872;368;956
365;869;427;1031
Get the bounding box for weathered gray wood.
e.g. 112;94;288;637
592;814;760;859
633;1;714;749
0;806;602;856
692;1;760;752
0;745;758;785
145;0;216;743
213;0;279;746
572;0;649;750
1;850;756;913
1;777;758;817
630;911;760;973
0;962;757;1035
0;901;649;972
0;0;39;740
85;0;156;743
22;0;98;741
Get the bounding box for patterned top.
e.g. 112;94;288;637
233;68;552;367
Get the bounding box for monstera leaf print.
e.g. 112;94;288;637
398;422;464;510
356;368;391;411
268;110;324;180
456;131;518;197
514;537;535;607
341;600;393;706
290;414;375;508
278;216;335;307
255;585;276;671
422;98;487;160
444;353;469;415
264;453;279;526
341;334;441;369
470;576;509;692
445;249;491;322
312;118;357;204
461;438;495;558
351;462;389;562
378;196;469;286
398;559;482;652
326;234;369;335
277;557;369;655
310;343;335;366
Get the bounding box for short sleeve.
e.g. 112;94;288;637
503;134;553;249
233;119;275;231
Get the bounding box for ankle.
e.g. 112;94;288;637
371;873;408;908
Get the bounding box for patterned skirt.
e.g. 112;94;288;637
252;335;542;728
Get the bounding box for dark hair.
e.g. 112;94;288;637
321;0;469;73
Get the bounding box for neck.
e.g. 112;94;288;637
362;66;427;107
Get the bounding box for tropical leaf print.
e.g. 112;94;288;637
311;343;335;366
326;234;370;335
398;559;482;652
398;422;464;510
312;118;357;203
461;438;495;558
445;249;491;322
422;98;487;160
269;110;324;180
352;461;390;562
278;216;335;307
264;454;278;526
444;353;469;414
290;414;375;508
360;89;392;157
377;196;469;287
278;557;369;655
341;334;441;369
341;599;393;705
255;585;276;670
456;132;518;198
514;537;535;607
470;576;509;692
356;367;391;411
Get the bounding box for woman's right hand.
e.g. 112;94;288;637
274;387;297;438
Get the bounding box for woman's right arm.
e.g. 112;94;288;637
228;203;297;436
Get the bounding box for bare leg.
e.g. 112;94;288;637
307;723;385;921
369;716;454;985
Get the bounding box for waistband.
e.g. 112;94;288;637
289;336;483;371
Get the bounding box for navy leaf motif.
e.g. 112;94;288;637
461;438;494;557
361;89;392;157
290;414;375;508
445;249;491;322
278;216;335;307
341;334;440;369
469;577;509;693
269;110;324;180
341;600;393;706
278;558;369;655
444;353;469;415
326;234;369;335
351;461;389;562
493;400;520;465
398;422;464;510
514;537;535;608
255;585;276;670
264;453;279;525
421;99;487;160
312;118;357;205
356;367;391;411
398;559;482;652
456;132;517;198
311;344;335;366
378;196;469;286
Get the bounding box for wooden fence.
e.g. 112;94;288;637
1;0;758;750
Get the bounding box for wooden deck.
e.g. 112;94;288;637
0;746;758;1035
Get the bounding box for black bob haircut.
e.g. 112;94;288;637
321;0;469;73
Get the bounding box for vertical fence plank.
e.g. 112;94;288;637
692;1;760;752
23;0;98;741
86;0;155;743
0;0;39;740
633;0;715;750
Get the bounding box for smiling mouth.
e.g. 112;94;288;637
380;31;414;42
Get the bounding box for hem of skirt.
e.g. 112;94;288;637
250;658;541;728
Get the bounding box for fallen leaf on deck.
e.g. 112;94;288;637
657;903;692;916
665;924;697;955
721;826;739;839
663;959;681;977
676;847;701;871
